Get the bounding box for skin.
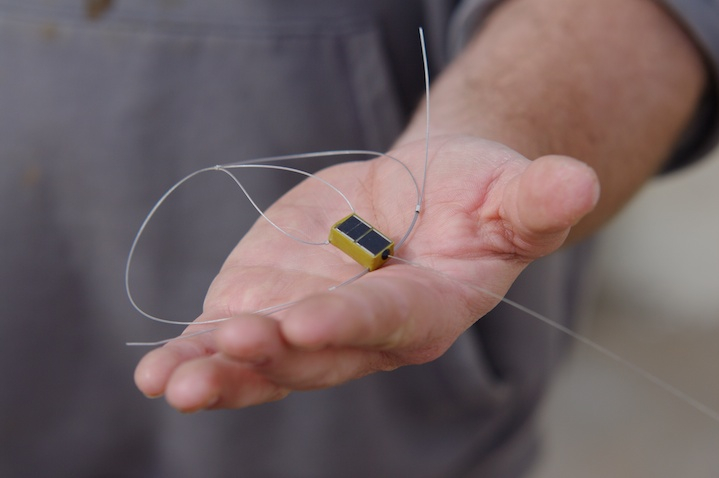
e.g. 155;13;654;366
135;0;706;412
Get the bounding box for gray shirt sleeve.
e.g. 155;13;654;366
448;0;719;169
654;0;719;169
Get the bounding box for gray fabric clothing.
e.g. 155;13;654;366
656;0;719;169
0;1;716;477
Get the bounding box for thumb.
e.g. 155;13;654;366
505;154;600;254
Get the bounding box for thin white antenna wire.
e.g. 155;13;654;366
396;27;430;250
125;297;307;346
125;150;422;328
126;265;371;346
126;327;218;347
125;162;352;326
389;255;719;426
215;164;352;246
125;166;218;326
419;27;431;211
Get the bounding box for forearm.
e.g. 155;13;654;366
400;0;706;241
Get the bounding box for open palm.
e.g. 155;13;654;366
134;135;599;412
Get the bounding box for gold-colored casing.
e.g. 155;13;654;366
328;214;394;271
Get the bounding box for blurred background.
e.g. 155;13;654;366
529;150;719;477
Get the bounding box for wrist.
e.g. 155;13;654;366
399;0;705;240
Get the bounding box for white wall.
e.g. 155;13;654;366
594;151;719;325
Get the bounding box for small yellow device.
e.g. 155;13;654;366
329;214;394;271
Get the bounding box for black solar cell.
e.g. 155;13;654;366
357;230;392;255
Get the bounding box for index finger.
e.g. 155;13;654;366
134;330;217;398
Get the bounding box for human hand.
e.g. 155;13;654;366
134;135;599;412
